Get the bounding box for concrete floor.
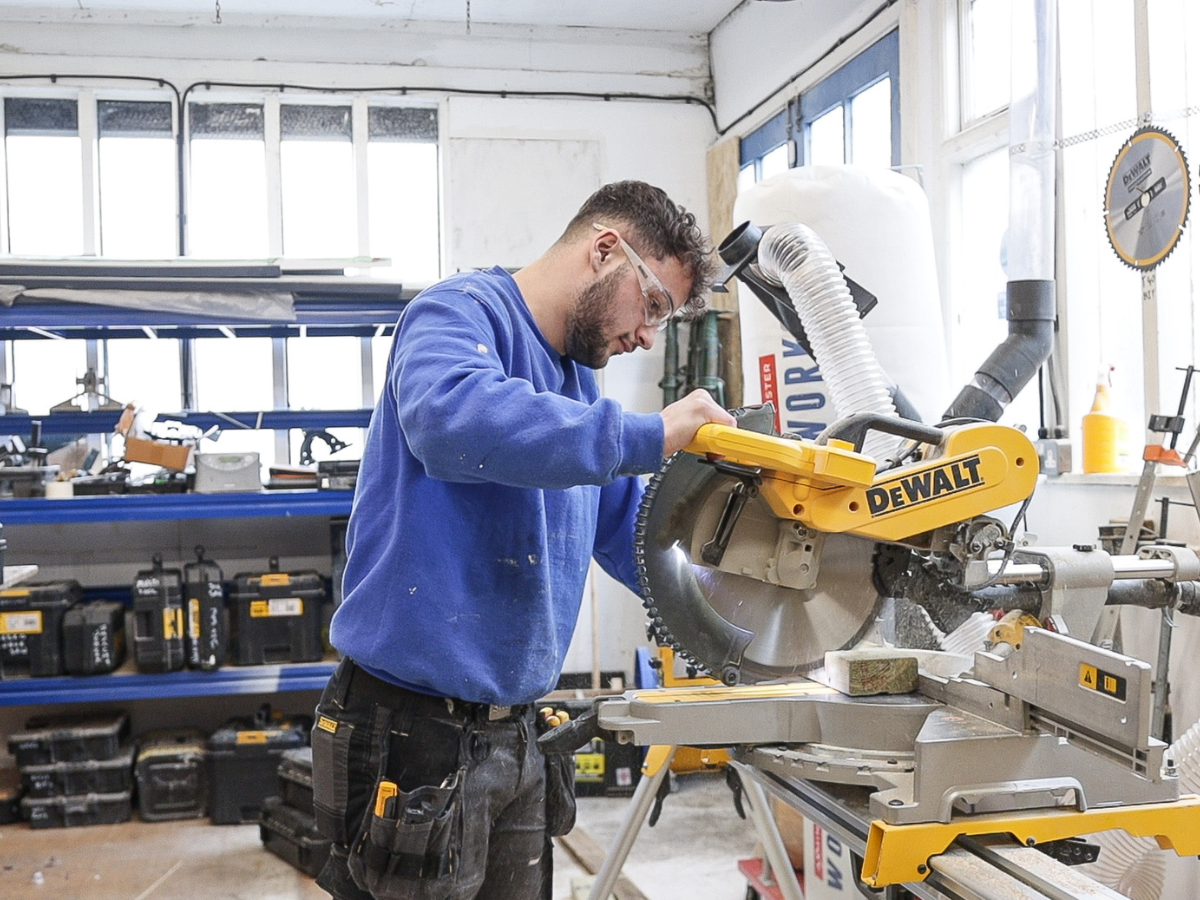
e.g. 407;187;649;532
0;773;759;900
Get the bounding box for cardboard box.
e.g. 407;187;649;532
124;437;192;471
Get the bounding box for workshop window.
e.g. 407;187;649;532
98;100;176;258
367;106;440;285
10;339;87;417
738;30;900;184
960;0;1011;125
3;97;85;256
106;336;183;416
187;102;269;258
280;104;356;259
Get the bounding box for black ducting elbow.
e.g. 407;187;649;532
944;279;1056;422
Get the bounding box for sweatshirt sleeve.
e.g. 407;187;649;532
393;287;664;489
591;474;646;594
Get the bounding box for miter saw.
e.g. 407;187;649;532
545;220;1200;900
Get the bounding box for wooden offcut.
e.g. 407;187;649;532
821;649;919;696
555;828;649;900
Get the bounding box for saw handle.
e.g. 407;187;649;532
820;413;945;454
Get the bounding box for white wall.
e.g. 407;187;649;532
0;10;716;680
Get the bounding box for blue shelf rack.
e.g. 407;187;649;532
0;489;353;526
0;662;337;707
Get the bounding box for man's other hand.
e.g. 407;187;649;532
661;389;738;457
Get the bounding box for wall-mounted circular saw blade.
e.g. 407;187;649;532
635;449;881;684
1104;127;1190;270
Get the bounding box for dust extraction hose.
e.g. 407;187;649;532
756;223;900;461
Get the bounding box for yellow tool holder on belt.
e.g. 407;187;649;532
861;795;1200;887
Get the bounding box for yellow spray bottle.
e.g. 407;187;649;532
1082;365;1122;473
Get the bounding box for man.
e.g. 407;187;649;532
312;181;735;900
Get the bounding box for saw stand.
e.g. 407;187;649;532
584;746;1134;900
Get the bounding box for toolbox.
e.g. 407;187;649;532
229;557;324;665
136;730;207;821
0;768;21;825
62;599;127;676
277;746;314;815
21;745;135;798
8;713;130;767
21;790;133;829
185;546;226;671
259;795;331;877
0;580;83;679
131;554;185;673
207;713;308;824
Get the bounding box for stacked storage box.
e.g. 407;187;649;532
135;730;208;821
208;713;308;824
229;558;324;665
8;713;134;828
260;747;331;877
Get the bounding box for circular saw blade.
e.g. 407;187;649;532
636;450;882;684
1104;127;1190;270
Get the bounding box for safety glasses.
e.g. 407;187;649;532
594;223;678;331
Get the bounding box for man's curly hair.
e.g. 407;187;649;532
558;181;715;316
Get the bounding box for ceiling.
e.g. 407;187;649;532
0;0;748;33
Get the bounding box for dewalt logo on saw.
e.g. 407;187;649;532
866;455;984;517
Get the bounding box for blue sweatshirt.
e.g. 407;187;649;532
330;267;666;706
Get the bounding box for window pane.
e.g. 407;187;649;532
372;333;394;404
287;335;361;410
106;338;182;414
737;164;757;192
193;336;274;411
99;137;176;258
850;78;892;168
967;0;1011;120
368;142;440;284
11;340;87;415
280;141;356;259
5;136;84;255
808;106;845;165
188;104;267;259
759;143;790;180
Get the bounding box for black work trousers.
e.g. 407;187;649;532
311;659;551;900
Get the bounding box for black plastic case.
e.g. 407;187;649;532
21;745;135;798
207;714;308;824
185;546;226;671
229;558;324;665
0;768;21;825
21;790;132;829
62;600;127;676
8;713;130;767
277;746;314;815
0;580;83;679
131;554;185;673
136;730;207;821
260;795;332;877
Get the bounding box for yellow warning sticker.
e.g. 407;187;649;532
1080;664;1097;689
236;731;268;745
0;611;42;635
188;599;200;639
0;589;31;598
1079;663;1126;700
260;573;291;587
317;716;338;734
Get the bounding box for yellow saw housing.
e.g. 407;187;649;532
684;422;1038;542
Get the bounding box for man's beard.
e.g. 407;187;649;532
564;267;624;368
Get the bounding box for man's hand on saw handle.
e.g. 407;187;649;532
662;389;737;457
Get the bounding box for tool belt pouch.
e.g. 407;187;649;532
348;772;464;900
544;751;577;837
311;714;355;844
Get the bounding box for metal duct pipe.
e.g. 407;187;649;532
945;0;1058;422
